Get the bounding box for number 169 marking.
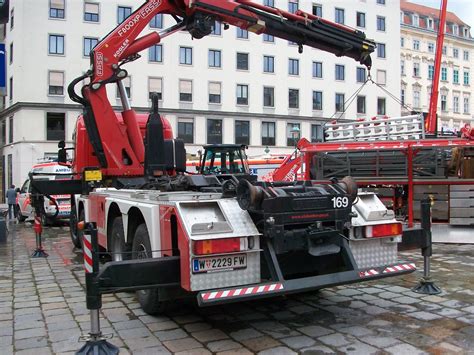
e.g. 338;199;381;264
331;196;349;208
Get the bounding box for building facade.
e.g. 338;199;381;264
400;0;474;131
0;0;400;190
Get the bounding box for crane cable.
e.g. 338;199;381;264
324;70;421;126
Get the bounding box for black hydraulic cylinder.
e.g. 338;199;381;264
144;92;166;175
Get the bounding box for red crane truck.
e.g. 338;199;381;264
32;0;427;315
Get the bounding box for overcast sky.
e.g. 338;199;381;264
409;0;474;28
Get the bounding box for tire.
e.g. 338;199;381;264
109;217;130;262
70;208;84;249
16;205;26;223
41;214;51;227
132;224;169;315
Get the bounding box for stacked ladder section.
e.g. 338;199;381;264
324;114;425;142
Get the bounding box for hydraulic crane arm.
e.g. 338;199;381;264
69;0;376;178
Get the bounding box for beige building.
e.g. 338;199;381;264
400;0;474;132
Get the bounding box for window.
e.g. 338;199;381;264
180;47;192;65
117;6;131;24
441;94;447;111
335;8;344;24
453;95;459;113
401;60;405;75
401;88;405;105
237;28;248;39
289;89;299;109
235;121;250;145
413;62;420;77
83;37;98;57
149;44;163;62
413;14;419;27
262;122;275;146
9;43;12;64
46;112;65;141
48;71;64;95
49;34;64;55
116;77;131;99
428;42;434;53
377;16;385;31
335;93;345;112
263;87;274;107
237;52;249;70
312;4;322;17
428;65;434;80
312;91;322;110
211;21;221;35
264;0;274;6
8;116;13;144
401;37;405;47
413;40;420;50
441;67;447;81
208;82;221;104
84;2;99;22
9;77;12;101
313;61;322;78
377;0;385;4
376;70;386;85
207;119;222;144
286;123;301;146
311;125;323;142
236;84;248;105
150;14;163;29
464;96;470;114
464;50;470;61
442;46;447;55
356;67;366;83
179;80;192;102
263;34;274;42
356;12;365;28
413;89;420;108
50;0;65;19
288;58;299;75
453;69;459;84
427;18;434;29
452;24;458;36
377;98;386;115
377;43;386;58
464;71;470;85
453;48;459;58
148;77;162;100
263;55;274;73
357;96;366;114
289;0;298;14
335;64;345;80
178;119;193;143
0;120;5;145
208;50;221;68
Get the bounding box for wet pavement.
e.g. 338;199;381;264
0;222;473;355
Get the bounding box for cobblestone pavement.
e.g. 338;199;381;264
0;223;473;355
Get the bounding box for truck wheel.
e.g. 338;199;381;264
70;209;84;249
110;217;130;262
132;224;169;315
16;206;26;223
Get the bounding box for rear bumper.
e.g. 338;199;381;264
198;261;416;306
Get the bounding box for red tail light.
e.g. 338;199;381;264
365;223;402;238
194;238;242;255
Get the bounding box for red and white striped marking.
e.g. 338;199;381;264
83;233;93;274
201;283;283;301
383;263;416;274
359;269;379;278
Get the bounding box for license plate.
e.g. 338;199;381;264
192;254;247;273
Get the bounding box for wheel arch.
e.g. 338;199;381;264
107;202;122;247
126;206;146;245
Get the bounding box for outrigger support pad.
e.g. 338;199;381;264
76;224;119;355
412;199;442;295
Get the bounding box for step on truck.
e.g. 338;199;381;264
30;0;426;315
